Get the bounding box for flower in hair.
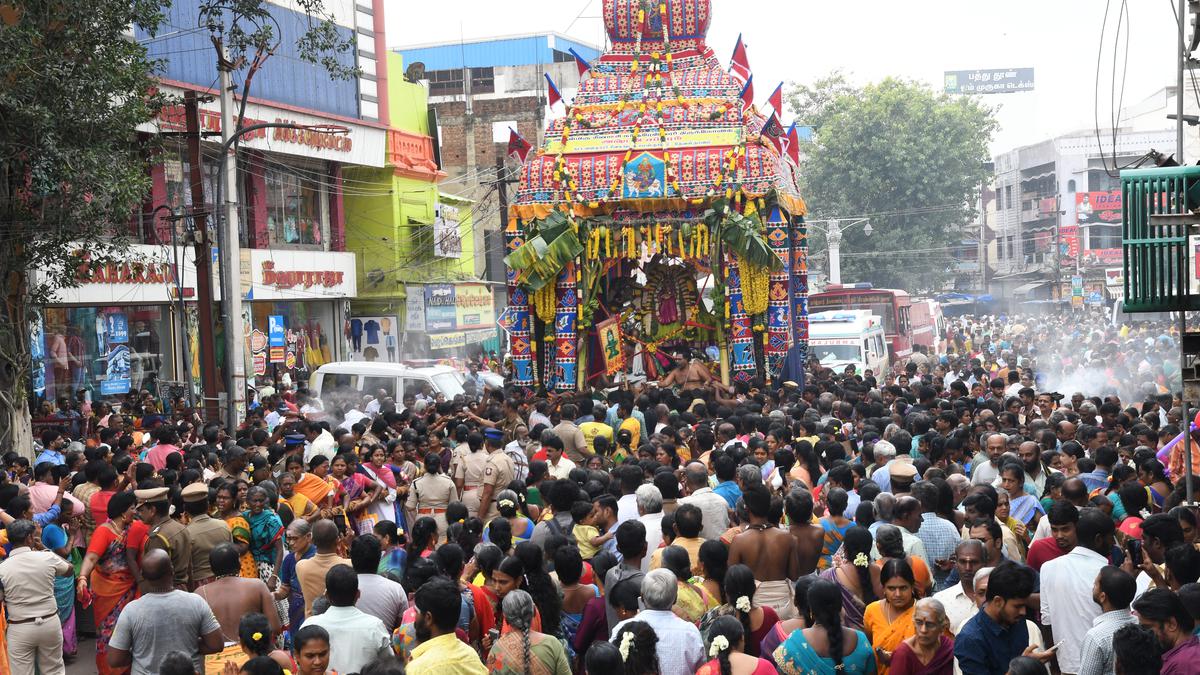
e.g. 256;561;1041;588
853;552;870;568
252;632;263;641
709;635;730;657
618;631;636;661
499;499;515;509
735;595;752;613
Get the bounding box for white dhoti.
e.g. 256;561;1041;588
754;578;797;621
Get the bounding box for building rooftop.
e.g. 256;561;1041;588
393;32;602;72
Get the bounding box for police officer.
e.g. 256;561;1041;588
181;482;231;590
453;431;489;518
478;428;516;524
405;452;459;539
137;486;192;590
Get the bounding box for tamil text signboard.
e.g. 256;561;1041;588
944;68;1034;95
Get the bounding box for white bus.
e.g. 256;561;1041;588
809;310;890;376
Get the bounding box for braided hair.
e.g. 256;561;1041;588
501;590;536;675
842;526;877;604
514;541;562;634
706;614;744;675
808;578;847;669
722;564;756;650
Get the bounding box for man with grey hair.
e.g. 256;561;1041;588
933;539;986;633
636;484;665;572
972;432;1008;486
0;520;74;675
870;492;897;537
609;569;704;675
870;439;898;476
678;461;729;539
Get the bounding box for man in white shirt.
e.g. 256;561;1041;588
350;535;408;633
636;485;665;573
614;465;642;525
609;570;704;675
677;462;729;540
971;432;1007;486
544;434;577;480
301;565;392;674
337;405;369;432
1041;508;1115;675
303;422;337;465
933;540;984;634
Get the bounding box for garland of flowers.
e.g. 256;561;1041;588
532;282;557;323
737;251;769;315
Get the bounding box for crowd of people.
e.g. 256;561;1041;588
0;310;1198;675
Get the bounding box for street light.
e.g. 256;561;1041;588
809;218;872;285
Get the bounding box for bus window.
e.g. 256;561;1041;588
899;306;911;334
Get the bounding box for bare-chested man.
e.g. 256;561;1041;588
196;541;281;642
660;353;712;390
785;489;824;577
728;485;800;619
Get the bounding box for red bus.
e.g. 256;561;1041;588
809;284;915;359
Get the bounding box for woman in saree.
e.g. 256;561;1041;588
277;471;318;525
888;598;953;675
244;485;288;625
999;462;1044;530
774;577;876;675
863;558;918;675
43;524;77;658
78;491;139;675
337;452;381;533
486;590;571;675
359;444;399;532
291;455;339;513
817;488;855;570
216;481;258;578
697;615;776;675
818;526;875;630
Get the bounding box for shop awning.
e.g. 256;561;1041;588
1105;285;1125;301
1013;281;1049;297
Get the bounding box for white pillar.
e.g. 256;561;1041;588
218;62;246;426
827;220;842;286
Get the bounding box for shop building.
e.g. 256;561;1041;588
344;54;499;361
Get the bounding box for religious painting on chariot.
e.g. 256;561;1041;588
597;317;625;375
623;152;667;199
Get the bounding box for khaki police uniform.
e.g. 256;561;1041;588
405;472;459;538
479;449;516;523
455;450;490;518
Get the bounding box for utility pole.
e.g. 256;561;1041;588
184;92;220;422
827;220;843;286
217;55;246;427
1177;0;1192;504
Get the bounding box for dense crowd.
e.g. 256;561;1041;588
0;309;1198;675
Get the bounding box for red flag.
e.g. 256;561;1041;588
768;82;783;114
730;33;751;83
785;122;800;165
761;112;785;155
545;73;563;109
569;48;591;77
738;75;755;114
507;127;532;163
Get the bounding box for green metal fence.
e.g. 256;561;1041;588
1121;166;1200;312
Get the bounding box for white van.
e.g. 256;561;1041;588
808;310;890;376
310;362;465;406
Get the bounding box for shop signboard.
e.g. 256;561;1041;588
268;315;286;363
1076;191;1123;268
455;284;495;329
1105;268;1124;287
150;85;387;168
246;249;357;300
41;244;197;305
424;284;457;332
250;329;268;376
433;204;462;258
405;285;426;332
1071;275;1085;309
944;68;1034;95
429;331;466;350
349;316;400;362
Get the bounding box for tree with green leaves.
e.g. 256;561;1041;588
788;73;997;292
0;0;168;455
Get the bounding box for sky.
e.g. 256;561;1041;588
386;0;1181;153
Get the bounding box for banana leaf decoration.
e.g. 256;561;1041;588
504;225;584;292
704;199;783;271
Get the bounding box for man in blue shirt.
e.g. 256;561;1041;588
711;454;741;509
35;428;67;467
954;561;1055;675
1079;445;1117;494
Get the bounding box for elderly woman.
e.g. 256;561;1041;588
863;558;918;675
888;598;953;675
486;589;572;674
244;485;287;625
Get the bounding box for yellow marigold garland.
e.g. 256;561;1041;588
532;282;557;323
737;253;769;316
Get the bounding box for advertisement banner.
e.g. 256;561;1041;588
455;284;495;329
405;284;426;332
349;316;400;362
429;332;466;350
268;315;286;363
433;204;462;258
30;309;45;397
425;284;457;332
98;311;131;396
944;68;1034;95
1076;191;1123;268
1059;224;1080;259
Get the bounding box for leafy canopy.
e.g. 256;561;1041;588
788;74;997;292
